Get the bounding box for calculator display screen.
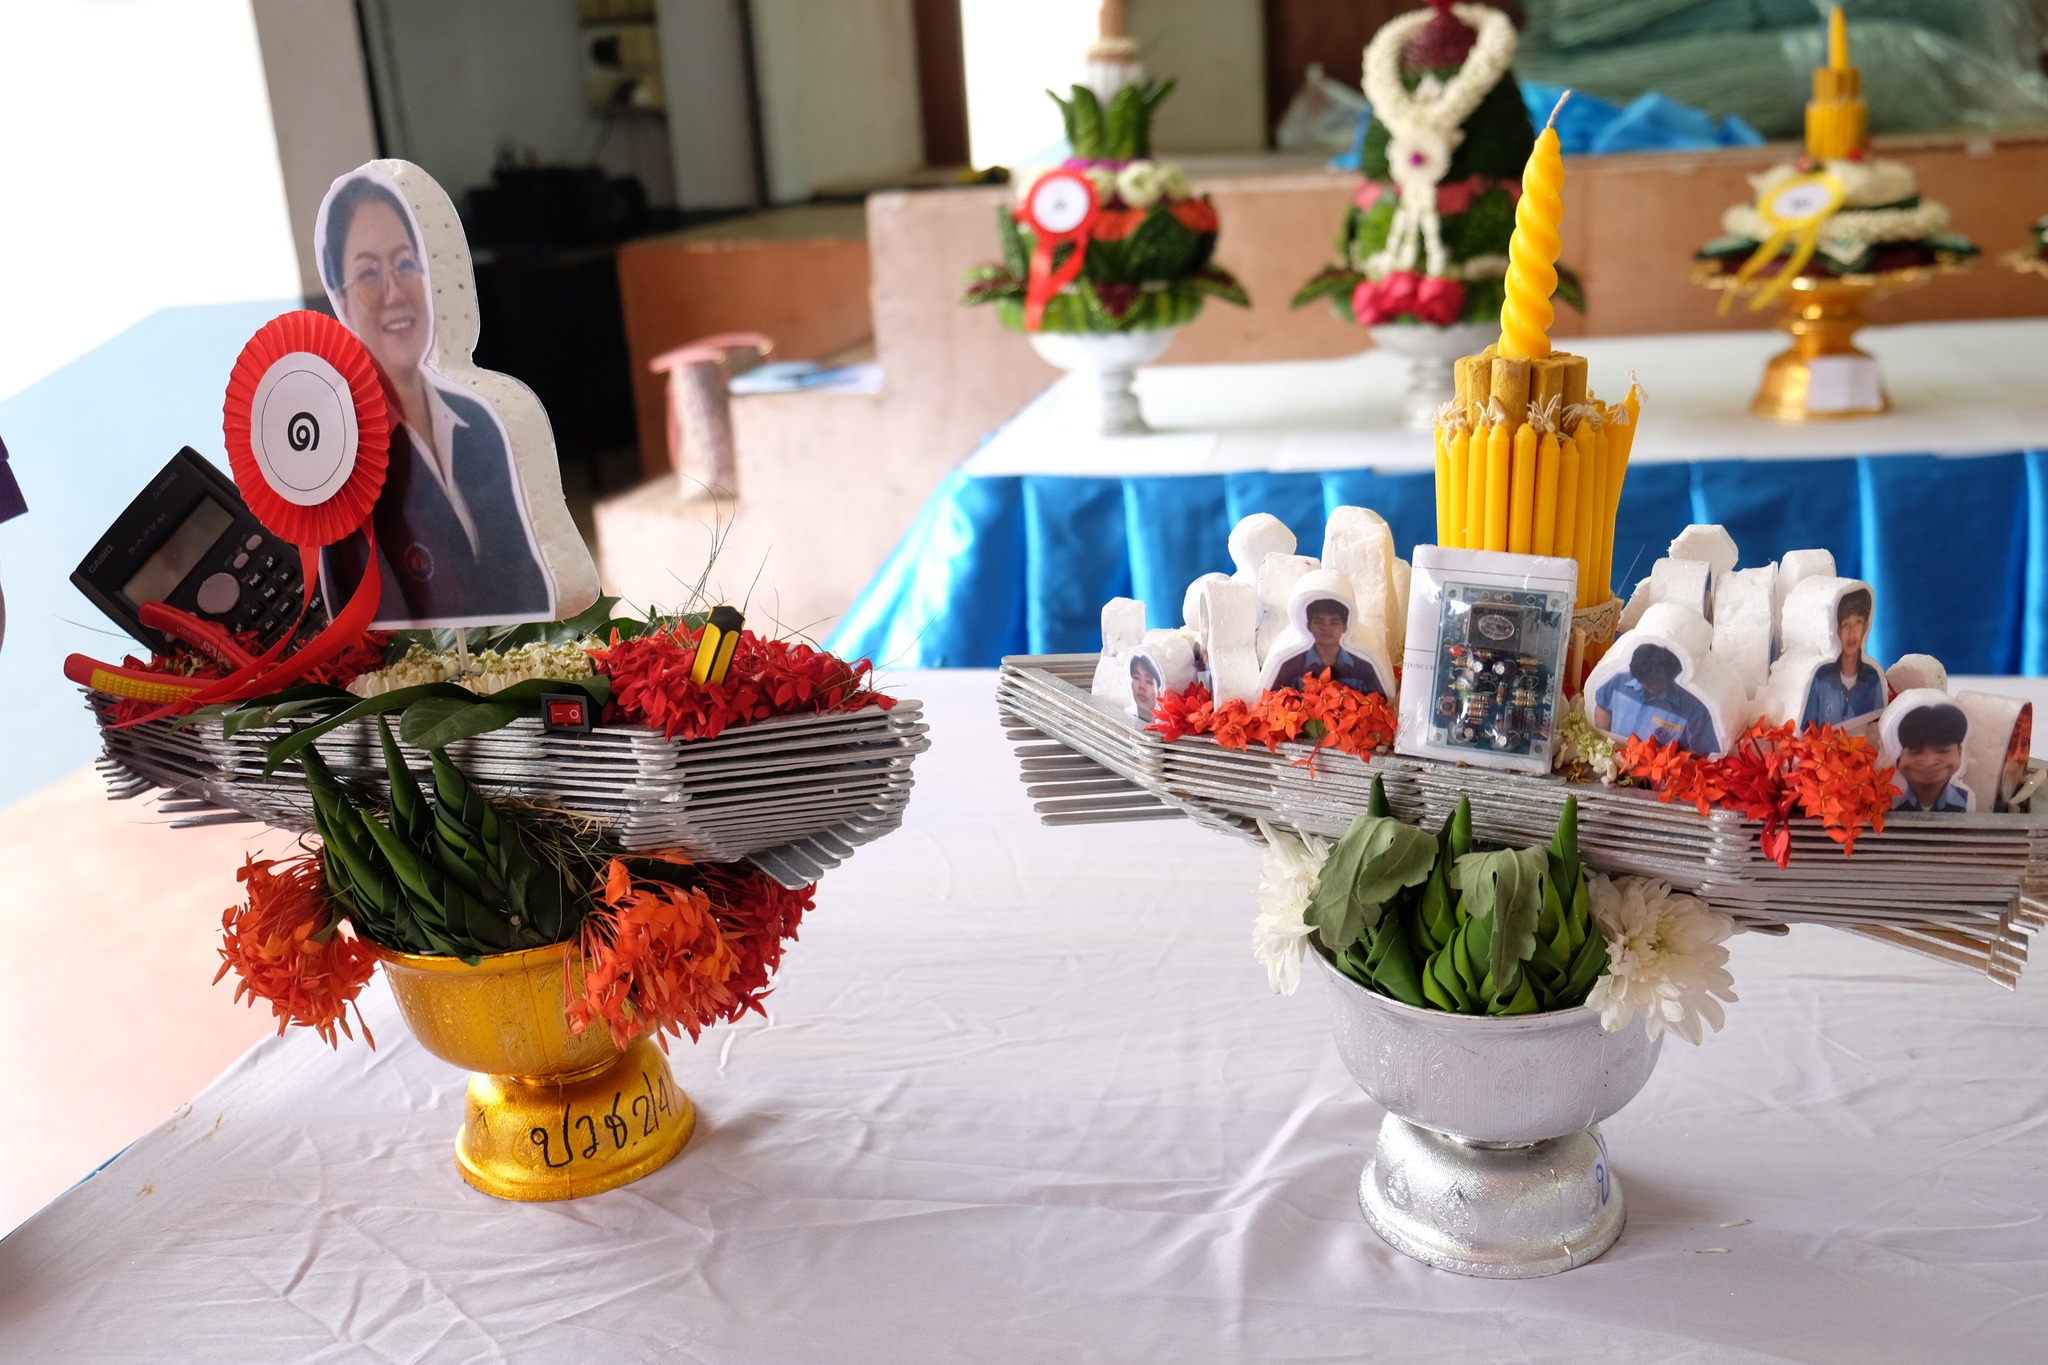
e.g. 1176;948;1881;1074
120;496;234;607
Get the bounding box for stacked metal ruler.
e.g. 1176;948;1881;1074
89;691;930;889
998;655;2046;987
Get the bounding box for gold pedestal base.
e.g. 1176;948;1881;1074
1692;262;1964;423
378;943;694;1202
458;1037;694;1201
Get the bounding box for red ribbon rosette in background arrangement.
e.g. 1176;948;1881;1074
1021;168;1100;330
117;311;394;719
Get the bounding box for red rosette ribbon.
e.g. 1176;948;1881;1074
1021;169;1100;331
117;313;394;725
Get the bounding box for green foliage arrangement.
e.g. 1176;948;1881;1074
1312;781;1608;1016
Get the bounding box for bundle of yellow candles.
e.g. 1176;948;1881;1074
1431;93;1640;611
1805;6;1866;161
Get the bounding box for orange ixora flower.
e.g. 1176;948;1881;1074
1148;673;1397;765
568;856;741;1052
215;853;378;1048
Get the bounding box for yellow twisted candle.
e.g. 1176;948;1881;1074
1805;6;1865;160
1498;94;1569;361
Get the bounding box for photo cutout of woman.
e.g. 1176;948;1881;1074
315;168;553;627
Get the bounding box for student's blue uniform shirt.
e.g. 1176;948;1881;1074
1892;781;1969;813
1594;674;1719;754
1802;658;1884;727
1270;647;1385;698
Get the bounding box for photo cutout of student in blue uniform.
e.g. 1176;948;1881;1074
1881;696;1974;813
1801;587;1885;728
1591;640;1721;756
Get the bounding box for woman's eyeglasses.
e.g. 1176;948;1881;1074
346;254;423;296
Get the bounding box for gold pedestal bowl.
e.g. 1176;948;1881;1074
1692;260;1970;422
378;943;695;1201
2001;249;2048;280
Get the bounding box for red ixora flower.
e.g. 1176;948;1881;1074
1148;670;1396;764
1621;721;1893;869
215;853;379;1048
588;625;892;743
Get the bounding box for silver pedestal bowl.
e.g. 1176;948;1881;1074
1314;946;1662;1278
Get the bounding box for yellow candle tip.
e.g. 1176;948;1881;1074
1827;7;1849;71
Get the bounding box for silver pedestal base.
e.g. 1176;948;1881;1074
1359;1114;1625;1278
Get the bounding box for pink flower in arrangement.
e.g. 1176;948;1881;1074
1412;275;1466;326
1352;271;1465;327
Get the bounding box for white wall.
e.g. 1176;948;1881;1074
358;0;677;209
250;0;382;301
0;0;299;402
657;0;760;210
749;0;924;203
960;0;1098;170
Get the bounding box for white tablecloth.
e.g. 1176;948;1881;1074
3;670;2046;1363
966;318;2048;478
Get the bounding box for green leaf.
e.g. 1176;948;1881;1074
1291;265;1363;310
1360;914;1426;1007
1106;83;1142;161
1449;796;1474;859
1554;262;1587;314
377;716;433;852
997;204;1030;278
399;696;525;751
1304;814;1440;954
1453;846;1547;999
1065;85;1105;159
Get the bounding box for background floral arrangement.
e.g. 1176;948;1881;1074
1292;2;1584;329
962;79;1248;333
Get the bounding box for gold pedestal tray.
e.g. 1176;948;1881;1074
2002;249;2048;280
1691;261;1969;422
379;943;695;1201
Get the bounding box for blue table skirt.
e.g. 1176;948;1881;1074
829;452;2048;677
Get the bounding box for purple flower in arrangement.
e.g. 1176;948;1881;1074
1095;282;1139;317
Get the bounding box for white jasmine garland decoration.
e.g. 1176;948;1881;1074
346;640;595;699
1252;820;1331;995
1360;3;1516;281
1584;874;1739;1045
1116;160;1165;209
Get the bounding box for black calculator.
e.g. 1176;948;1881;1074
72;447;328;655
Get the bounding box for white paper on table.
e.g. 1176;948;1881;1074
1803;355;1884;415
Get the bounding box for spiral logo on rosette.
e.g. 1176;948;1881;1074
224;312;389;546
287;412;320;452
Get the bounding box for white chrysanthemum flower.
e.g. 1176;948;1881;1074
1252;821;1330;995
1584;874;1739;1045
1084;166;1119;206
1554;695;1622;783
465;641;595;695
1158;162;1190;202
346;645;451;698
1116;160;1164;209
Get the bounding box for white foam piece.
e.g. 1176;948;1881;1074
1634;601;1714;660
1390;557;1411;658
1090;597;1148;704
1182;572;1231;634
1228;514;1296;583
1887;654;1948;694
1617;572;1660;632
1667;524;1739;587
1188;576;1261;704
1711;564;1777;697
1757;651;1827;727
1321;506;1400;660
1780;576;1859;658
1255;553;1319;661
1774;548;1837;648
1647;557;1712;618
1955;689;2030;812
1877;687;1978;812
1135;629;1198;692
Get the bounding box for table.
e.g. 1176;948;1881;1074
829;319;2048;676
3;670;2045;1362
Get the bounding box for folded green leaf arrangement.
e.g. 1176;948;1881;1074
1311;780;1609;1016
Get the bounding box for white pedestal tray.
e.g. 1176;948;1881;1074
997;654;2046;987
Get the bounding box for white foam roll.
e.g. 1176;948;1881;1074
1189;576;1261;704
1321;506;1399;659
1258;568;1396;702
1667;524;1739;587
1617;572;1660;632
1955;689;2030;811
1389;557;1411;659
1255;553;1319;661
1135;628;1199;693
1711;564;1777;697
1181;572;1231;636
1887;653;1948;695
1090;596;1149;703
1774;548;1837;648
1228;513;1296;583
1647;557;1712;618
1633;601;1714;661
1779;576;1861;659
1757;651;1828;727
